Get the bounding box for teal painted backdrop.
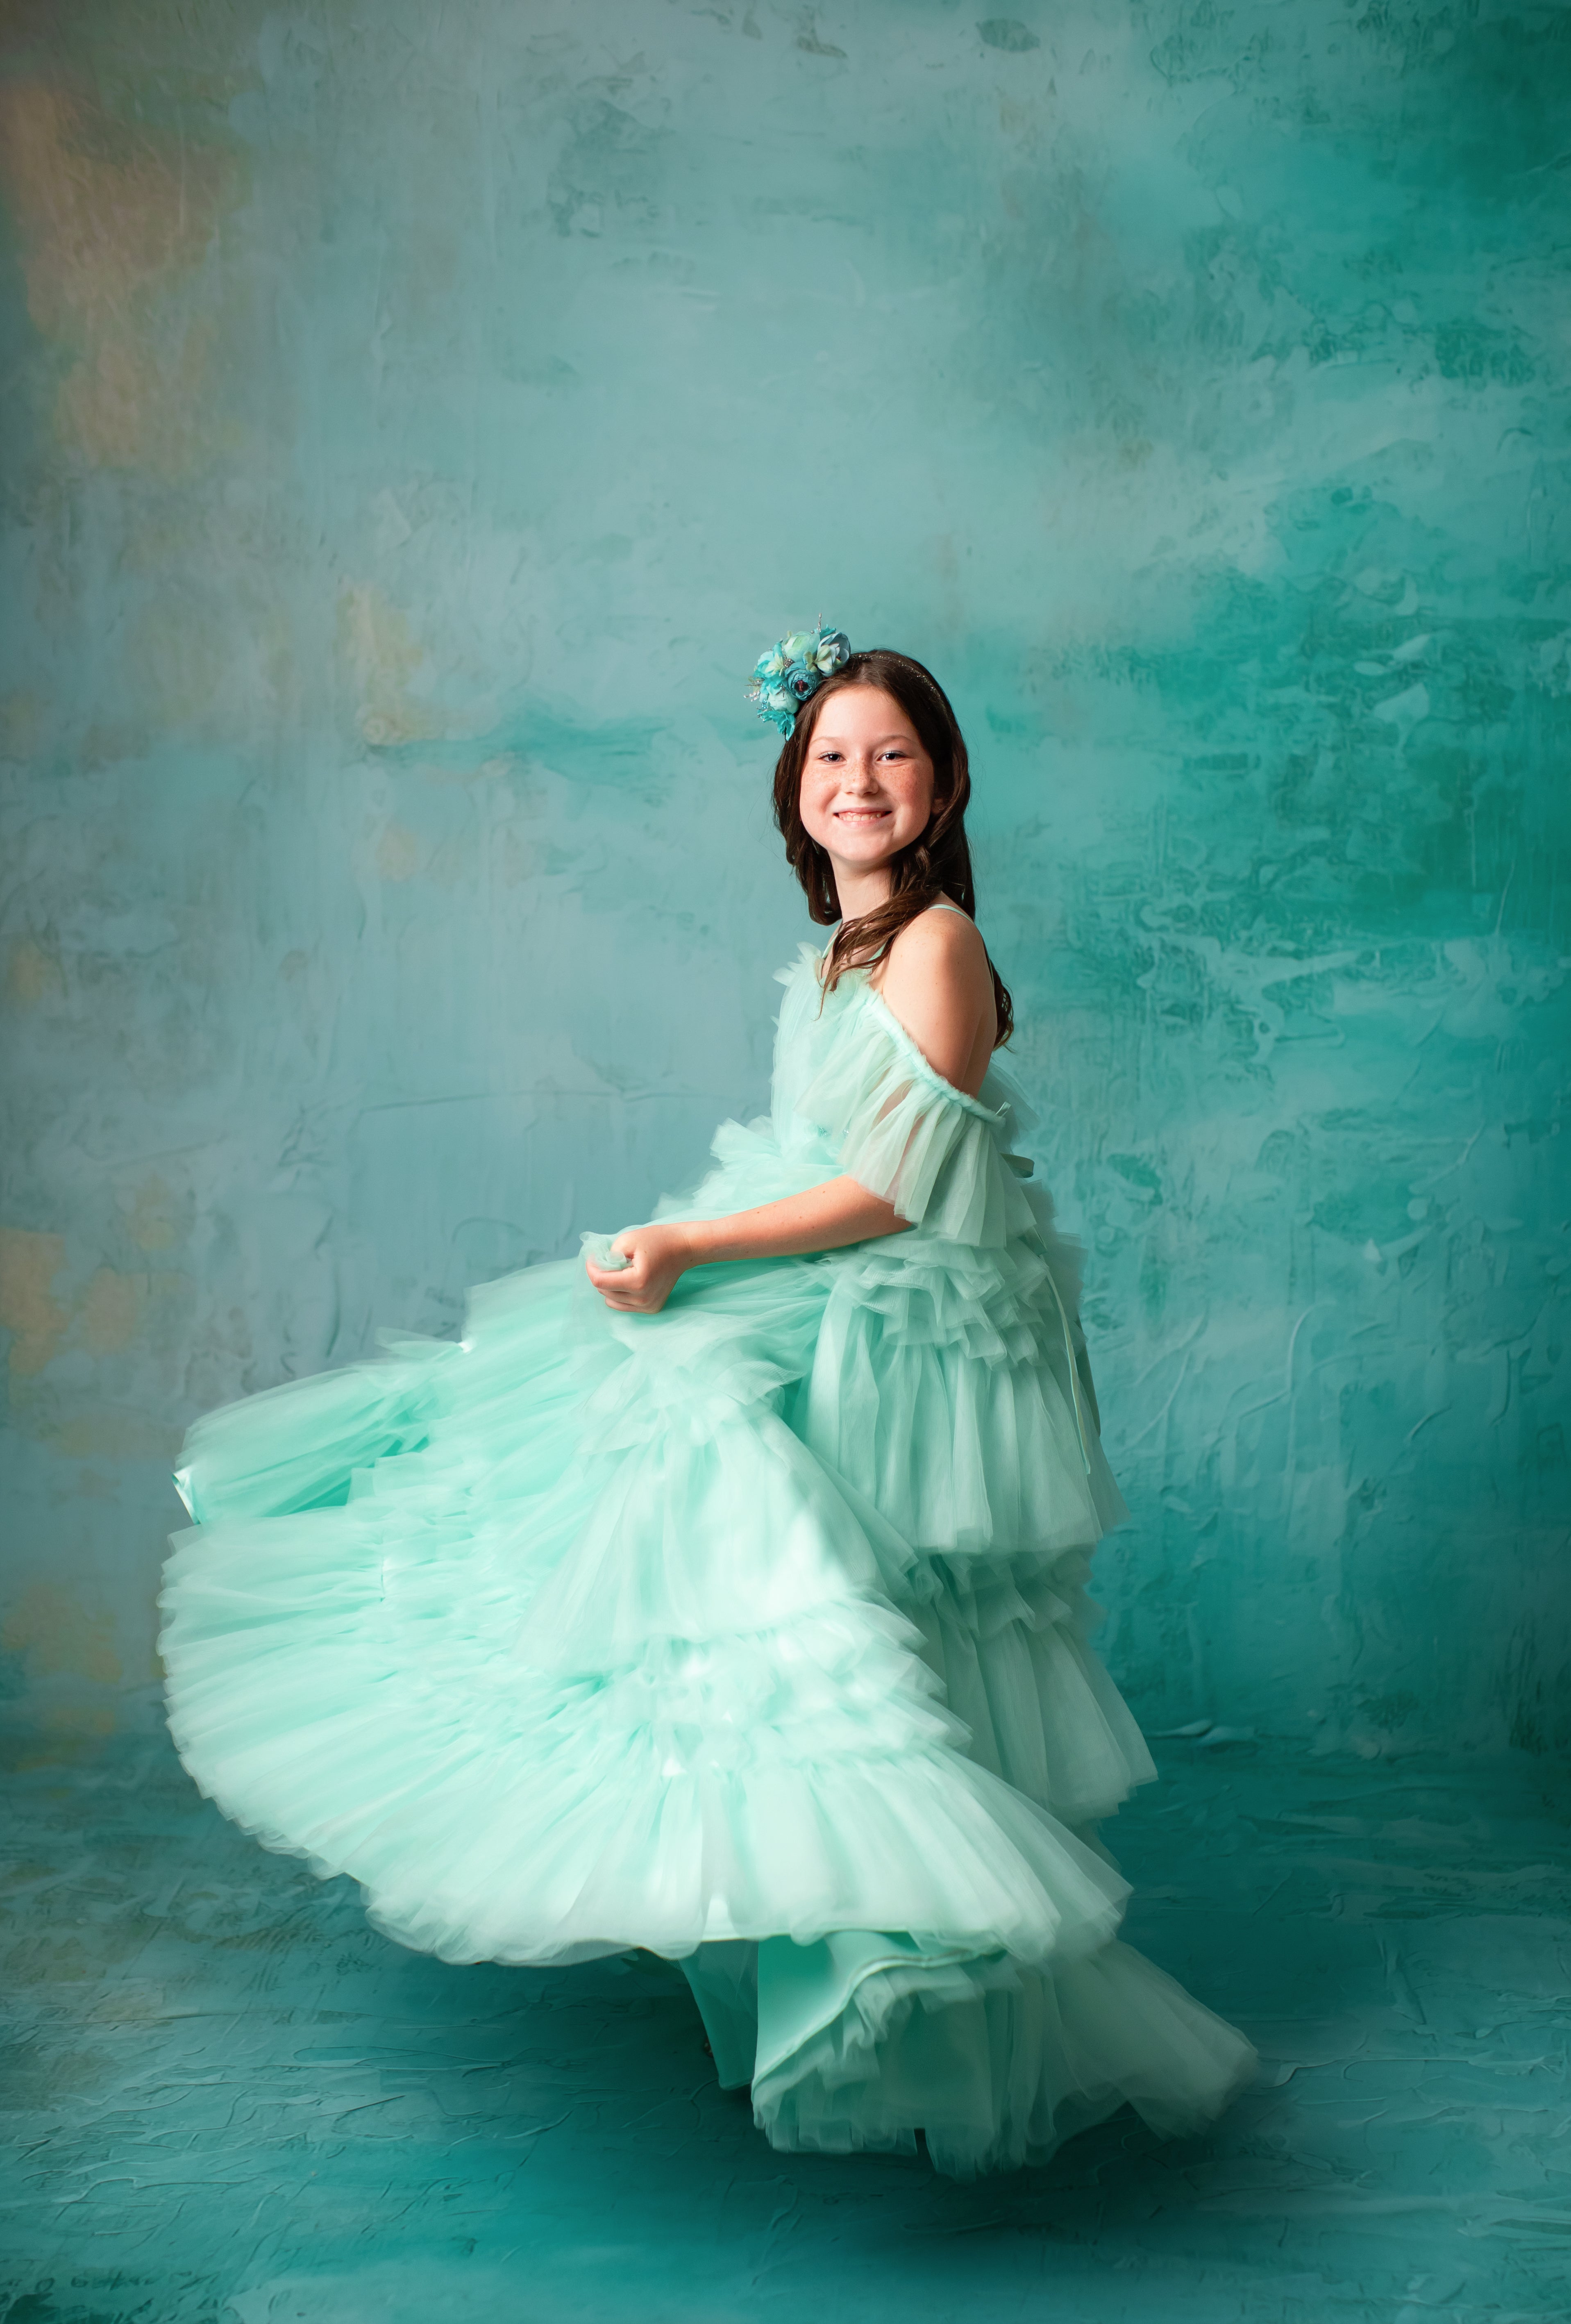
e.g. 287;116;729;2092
2;0;1567;1760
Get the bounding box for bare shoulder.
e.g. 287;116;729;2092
880;904;991;991
875;905;996;1092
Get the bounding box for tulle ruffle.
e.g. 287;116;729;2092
747;1931;1259;2178
795;984;1039;1245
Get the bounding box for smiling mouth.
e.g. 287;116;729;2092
834;807;892;824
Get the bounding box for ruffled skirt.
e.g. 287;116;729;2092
159;1160;1256;2176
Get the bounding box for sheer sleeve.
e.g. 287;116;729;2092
795;989;1037;1246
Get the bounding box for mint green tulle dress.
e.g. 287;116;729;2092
159;942;1257;2177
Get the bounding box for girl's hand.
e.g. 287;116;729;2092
584;1222;695;1314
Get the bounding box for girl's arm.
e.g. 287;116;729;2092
584;1179;901;1314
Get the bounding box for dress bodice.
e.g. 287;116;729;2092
767;943;1039;1249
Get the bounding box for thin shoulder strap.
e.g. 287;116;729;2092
926;898;970;919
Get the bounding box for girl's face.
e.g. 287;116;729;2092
797;685;938;888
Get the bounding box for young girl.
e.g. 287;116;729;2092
159;633;1257;2178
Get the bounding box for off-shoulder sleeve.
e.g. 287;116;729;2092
795;989;1036;1245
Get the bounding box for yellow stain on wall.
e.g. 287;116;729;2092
0;691;43;756
0;84;234;470
126;1176;179;1253
339;583;441;746
78;1269;143;1356
39;1700;118;1740
0;1220;192;1389
3;939;66;1007
2;1581;122;1687
42;1410;182;1463
374;821;427;881
0;1229;68;1375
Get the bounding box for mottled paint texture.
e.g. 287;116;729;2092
2;0;1569;1760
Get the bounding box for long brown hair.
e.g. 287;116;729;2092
771;647;1014;1047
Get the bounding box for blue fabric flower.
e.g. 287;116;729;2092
746;622;853;735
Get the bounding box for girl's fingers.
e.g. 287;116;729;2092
597;1280;665;1312
586;1245;668;1312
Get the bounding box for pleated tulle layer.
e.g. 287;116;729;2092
753;1934;1258;2177
683;1928;1257;2177
159;943;1257;2174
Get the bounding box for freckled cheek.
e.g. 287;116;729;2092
890;774;934;835
798;785;838;845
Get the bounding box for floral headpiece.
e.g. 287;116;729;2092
747;624;852;736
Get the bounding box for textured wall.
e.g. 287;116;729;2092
2;0;1567;1758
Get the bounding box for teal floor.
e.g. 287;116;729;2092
2;1730;1567;2324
